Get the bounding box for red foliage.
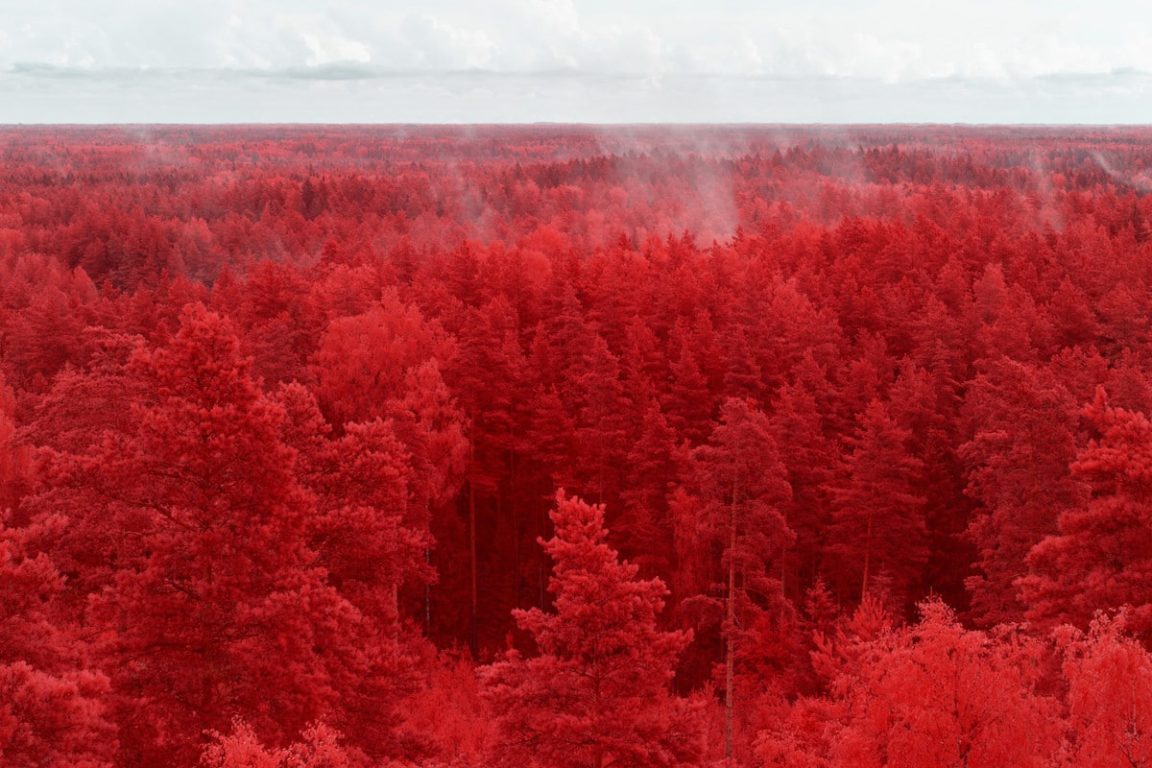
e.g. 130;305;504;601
480;491;703;768
3;125;1152;764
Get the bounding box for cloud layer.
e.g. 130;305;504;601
2;0;1151;122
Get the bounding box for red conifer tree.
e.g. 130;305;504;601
481;491;703;768
683;398;794;760
827;400;928;607
1022;388;1152;636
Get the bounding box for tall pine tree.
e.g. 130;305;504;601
481;491;703;768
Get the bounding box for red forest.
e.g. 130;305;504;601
2;125;1152;766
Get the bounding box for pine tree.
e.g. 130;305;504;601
311;291;454;427
1021;388;1152;637
685;398;794;760
34;304;419;764
827;400;928;607
769;378;837;598
617;399;678;579
481;491;703;768
960;359;1088;625
571;335;631;504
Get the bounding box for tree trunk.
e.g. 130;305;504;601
725;478;738;760
508;450;520;608
539;499;548;608
424;547;432;630
423;501;432;631
469;478;479;657
862;507;874;601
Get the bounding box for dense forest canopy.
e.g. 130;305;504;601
3;125;1152;766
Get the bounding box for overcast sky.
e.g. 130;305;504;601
2;0;1151;123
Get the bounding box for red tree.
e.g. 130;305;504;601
1058;613;1152;768
682;398;794;760
33;305;420;764
1022;388;1152;637
827;400;928;607
481;491;703;768
0;515;116;767
200;720;360;768
819;601;1057;767
960;360;1088;625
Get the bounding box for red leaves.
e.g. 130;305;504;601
824;601;1061;768
481;491;703;768
21;305;431;764
312;293;455;428
0;520;115;767
827;400;928;606
201;720;360;768
1021;390;1152;638
1074;386;1152;497
1059;613;1152;767
8;127;1152;764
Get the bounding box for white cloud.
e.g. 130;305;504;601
397;15;494;70
1;0;1152;121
